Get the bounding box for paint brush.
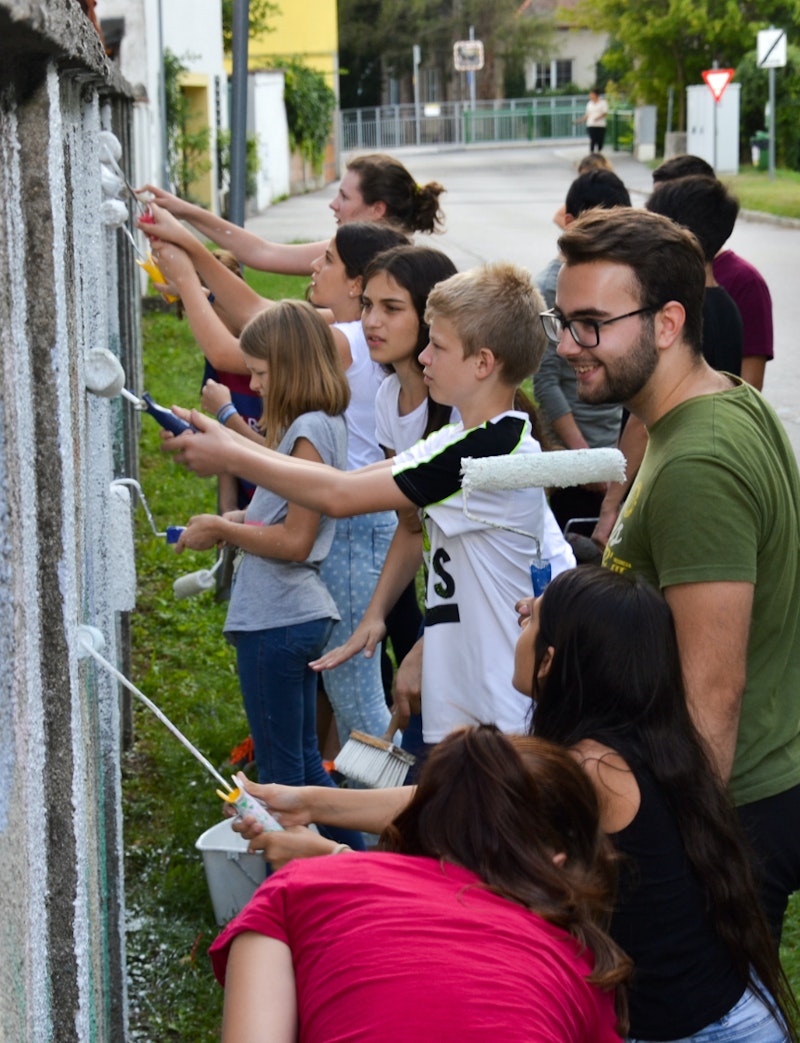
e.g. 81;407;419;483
334;708;416;788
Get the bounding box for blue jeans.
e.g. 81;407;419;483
232;621;365;851
320;512;396;739
628;984;789;1043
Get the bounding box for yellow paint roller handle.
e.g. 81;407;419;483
136;252;179;304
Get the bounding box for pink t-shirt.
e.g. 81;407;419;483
210;852;622;1043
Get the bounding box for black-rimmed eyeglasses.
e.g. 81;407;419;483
539;306;658;349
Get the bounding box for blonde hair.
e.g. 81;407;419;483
239;300;350;448
424;263;546;387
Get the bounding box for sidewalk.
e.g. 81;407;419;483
246;142;800;459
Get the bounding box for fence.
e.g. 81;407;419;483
339;96;634;153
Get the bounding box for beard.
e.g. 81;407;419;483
576;322;659;405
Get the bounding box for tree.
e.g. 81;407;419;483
737;44;800;169
338;0;555;104
573;0;800;130
270;59;337;172
221;0;280;55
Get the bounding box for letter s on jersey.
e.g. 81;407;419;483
432;547;456;598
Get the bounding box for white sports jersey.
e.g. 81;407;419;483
392;411;575;742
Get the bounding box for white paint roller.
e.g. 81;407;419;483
85;347;126;398
109;483;137;612
461;447;626;493
173;556;224;599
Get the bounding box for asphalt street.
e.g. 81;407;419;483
246;142;800;458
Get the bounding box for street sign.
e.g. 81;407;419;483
758;27;787;69
453;40;484;71
702;68;735;102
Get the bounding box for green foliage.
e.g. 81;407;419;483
736;45;800;170
163;48;212;202
274;59;336;171
338;0;555;104
574;0;800;130
221;0;280;54
216;128;261;212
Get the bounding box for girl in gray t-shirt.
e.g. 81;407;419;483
175;300;363;849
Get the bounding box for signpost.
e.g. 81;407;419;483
453;31;483;112
757;27;787;181
701;68;734;171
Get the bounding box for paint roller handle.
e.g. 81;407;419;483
218;775;284;833
141;393;195;435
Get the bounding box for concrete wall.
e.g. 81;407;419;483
0;1;140;1039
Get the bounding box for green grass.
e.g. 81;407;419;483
722;167;800;220
125;269;800;1039
125;270;307;1041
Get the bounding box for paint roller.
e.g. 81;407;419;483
173;555;224;599
459;448;626;594
76;626;282;832
460;447;626;493
83;349;195;436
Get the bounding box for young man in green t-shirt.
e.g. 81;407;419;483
542;205;800;942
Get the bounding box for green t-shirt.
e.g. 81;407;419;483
603;381;800;805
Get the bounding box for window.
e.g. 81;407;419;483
532;59;574;90
554;60;573;88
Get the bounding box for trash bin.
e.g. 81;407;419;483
750;131;769;170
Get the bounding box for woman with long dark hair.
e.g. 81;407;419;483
515;566;797;1043
210;726;630;1043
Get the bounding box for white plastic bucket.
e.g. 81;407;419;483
195;819;265;925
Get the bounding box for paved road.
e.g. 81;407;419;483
247;143;800;457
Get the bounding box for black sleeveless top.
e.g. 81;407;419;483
610;761;746;1040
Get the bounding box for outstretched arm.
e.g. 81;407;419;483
163;410;413;517
140;184;325;274
150;242;250;374
232;775;413;835
139;204;275;333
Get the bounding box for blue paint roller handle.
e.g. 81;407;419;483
530;559;552;597
141;392;194;435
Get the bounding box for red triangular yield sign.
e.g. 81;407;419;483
702;68;735;102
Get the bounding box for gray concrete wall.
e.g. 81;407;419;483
0;2;140;1039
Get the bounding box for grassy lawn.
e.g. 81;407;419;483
125;269;799;1038
723;167;800;220
125;272;307;1041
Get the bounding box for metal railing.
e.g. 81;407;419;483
339;97;634;153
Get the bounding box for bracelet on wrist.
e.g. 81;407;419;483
216;403;238;425
330;843;352;855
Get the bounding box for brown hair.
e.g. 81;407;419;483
558;207;706;356
424;262;547;388
347;153;446;234
239;300;350;448
380;725;631;1025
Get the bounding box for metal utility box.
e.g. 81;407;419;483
686;83;741;174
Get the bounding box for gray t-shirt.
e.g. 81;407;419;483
223;411;347;634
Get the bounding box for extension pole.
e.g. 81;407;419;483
229;0;250;226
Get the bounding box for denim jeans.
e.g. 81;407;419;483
320;512;397;739
628;984;789;1043
232;621;365;851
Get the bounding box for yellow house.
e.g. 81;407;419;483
236;0;339;96
238;0;340;185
